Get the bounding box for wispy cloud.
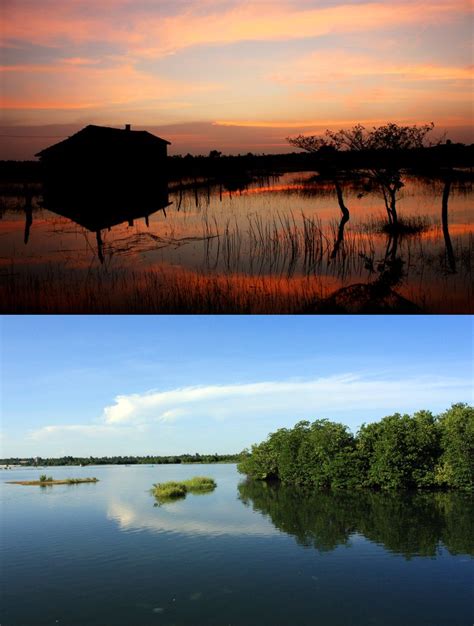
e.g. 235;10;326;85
28;424;133;440
1;61;220;111
269;51;474;85
18;372;473;455
100;374;471;426
3;0;466;52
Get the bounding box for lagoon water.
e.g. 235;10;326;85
0;173;472;312
1;464;473;626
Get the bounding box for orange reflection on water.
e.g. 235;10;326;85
2;258;470;314
0;171;472;313
222;183;333;197
434;223;474;236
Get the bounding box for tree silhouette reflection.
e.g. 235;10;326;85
238;480;474;559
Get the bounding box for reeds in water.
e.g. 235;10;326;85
152;476;217;504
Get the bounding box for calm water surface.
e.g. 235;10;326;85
0;173;472;312
1;464;473;625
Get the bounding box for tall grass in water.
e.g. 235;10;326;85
152;481;187;500
360;214;432;236
182;476;217;493
1;265;335;313
152;477;217;503
1;207;471;313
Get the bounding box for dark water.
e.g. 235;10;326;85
0;173;472;312
1;464;473;626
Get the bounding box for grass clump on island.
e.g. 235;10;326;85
8;475;99;486
152;476;216;502
182;476;217;492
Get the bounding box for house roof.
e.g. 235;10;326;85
35;124;171;158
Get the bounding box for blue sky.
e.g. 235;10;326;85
1;315;472;457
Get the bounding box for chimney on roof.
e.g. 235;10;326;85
125;124;131;131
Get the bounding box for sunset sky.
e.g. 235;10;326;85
1;0;473;158
2;316;472;457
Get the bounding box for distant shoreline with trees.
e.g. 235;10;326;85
238;404;473;491
3;405;473;491
0;452;242;468
1;139;473;184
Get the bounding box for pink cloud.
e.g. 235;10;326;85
1;61;221;113
2;0;469;53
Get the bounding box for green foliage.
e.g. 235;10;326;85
238;419;360;490
182;476;217;492
151;476;217;504
435;404;474;490
358;410;440;490
152;481;188;501
39;474;48;482
238;405;473;491
237;440;280;480
297;419;359;489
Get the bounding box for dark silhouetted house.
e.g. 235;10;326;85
35;124;170;180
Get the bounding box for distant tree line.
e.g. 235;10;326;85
238;404;473;491
1;140;472;184
1;452;242;467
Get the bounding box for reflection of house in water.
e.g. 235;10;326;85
34;124;172;262
40;177;171;263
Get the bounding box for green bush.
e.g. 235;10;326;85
435;404;474;490
238;405;473;491
151;476;217;503
357;410;440;490
182;476;217;492
153;481;187;500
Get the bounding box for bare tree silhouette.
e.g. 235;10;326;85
289;122;435;230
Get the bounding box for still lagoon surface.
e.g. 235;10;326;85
1;464;473;626
0;173;472;312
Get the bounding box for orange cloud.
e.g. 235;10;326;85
2;0;469;54
214;118;401;128
147;1;468;55
1;100;100;110
269;51;474;85
1;61;220;113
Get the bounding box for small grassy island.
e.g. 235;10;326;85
8;475;99;486
238;404;473;491
152;476;217;503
